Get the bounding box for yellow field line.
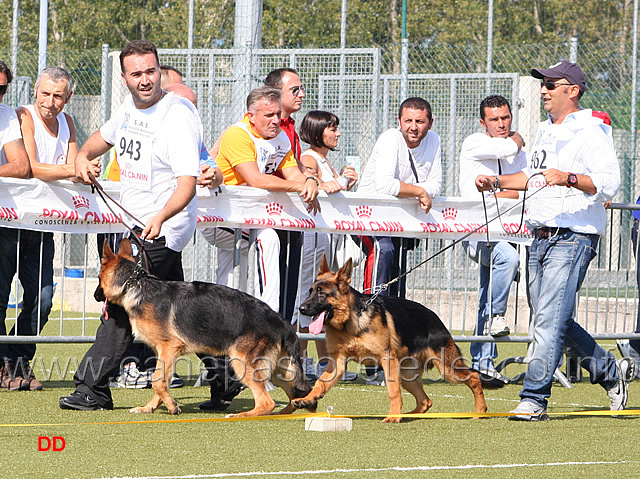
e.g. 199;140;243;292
1;408;639;427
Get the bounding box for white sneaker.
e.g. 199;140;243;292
365;369;386;386
617;340;640;379
109;363;151;389
508;400;549;421
608;358;635;411
489;315;510;337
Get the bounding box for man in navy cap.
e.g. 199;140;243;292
475;59;633;420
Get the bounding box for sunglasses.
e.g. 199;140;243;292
0;84;7;95
290;85;306;97
541;80;574;91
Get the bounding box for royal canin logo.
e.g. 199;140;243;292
72;195;91;209
355;205;372;218
266;202;283;216
441;207;458;221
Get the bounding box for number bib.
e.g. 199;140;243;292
527;122;572;195
235;122;290;175
117;110;156;191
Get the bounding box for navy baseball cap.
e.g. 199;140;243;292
531;60;587;94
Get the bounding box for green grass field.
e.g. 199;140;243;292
1;320;640;479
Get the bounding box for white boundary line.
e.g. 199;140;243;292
100;460;630;479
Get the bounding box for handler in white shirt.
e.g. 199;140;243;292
359;97;442;298
475;60;630;421
458;95;526;380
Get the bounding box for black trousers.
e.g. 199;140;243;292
74;235;183;408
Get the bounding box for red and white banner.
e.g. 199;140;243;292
0;178;532;242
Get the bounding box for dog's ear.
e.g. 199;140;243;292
337;257;353;287
118;238;135;260
319;253;332;275
102;239;115;261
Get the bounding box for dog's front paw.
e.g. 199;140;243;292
292;397;318;409
129;406;154;414
382;415;402;424
167;405;181;415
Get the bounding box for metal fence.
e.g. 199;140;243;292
1;40;640;347
3;203;640;348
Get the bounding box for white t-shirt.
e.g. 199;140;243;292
458;132;527;198
524;109;619;236
24;105;71;165
358;128;442;198
0;104;23;166
100;92;201;252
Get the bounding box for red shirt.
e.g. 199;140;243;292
280;117;301;160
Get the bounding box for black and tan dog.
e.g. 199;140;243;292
293;255;492;422
95;238;315;417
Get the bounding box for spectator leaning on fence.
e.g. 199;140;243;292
201;86;321;312
5;67;78;391
358;97;442;298
458;95;526;383
198;86;322;410
475;59;633;420
0;60;32;391
264;68;308;326
59;40;201;411
293;110;359;382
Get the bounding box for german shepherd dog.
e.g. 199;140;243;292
95;238;316;417
293;255;491;423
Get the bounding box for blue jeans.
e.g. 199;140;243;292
521;231;617;408
466;241;519;370
0;228;54;362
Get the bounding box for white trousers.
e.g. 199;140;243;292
292;231;332;328
201;227;281;312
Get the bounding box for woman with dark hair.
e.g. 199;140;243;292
298;110;357;191
293;110;358;381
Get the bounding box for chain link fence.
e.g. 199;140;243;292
2;41;639;335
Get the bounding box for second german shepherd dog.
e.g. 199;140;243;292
95;238;316;417
293;255;491;422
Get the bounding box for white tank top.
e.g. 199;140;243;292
301;148;336;181
25;104;70;165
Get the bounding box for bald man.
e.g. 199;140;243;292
165;83;223;190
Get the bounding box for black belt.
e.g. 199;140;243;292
534;227;573;239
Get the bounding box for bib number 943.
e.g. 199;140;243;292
119;137;142;161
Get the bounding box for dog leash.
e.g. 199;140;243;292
87;171;150;271
366;173;545;305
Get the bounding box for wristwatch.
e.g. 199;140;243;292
567;173;578;188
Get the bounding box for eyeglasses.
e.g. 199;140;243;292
290;85;306;97
0;84;7;95
541;80;574;91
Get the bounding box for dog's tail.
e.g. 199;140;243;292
444;340;508;389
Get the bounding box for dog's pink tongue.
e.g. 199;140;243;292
309;311;326;335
